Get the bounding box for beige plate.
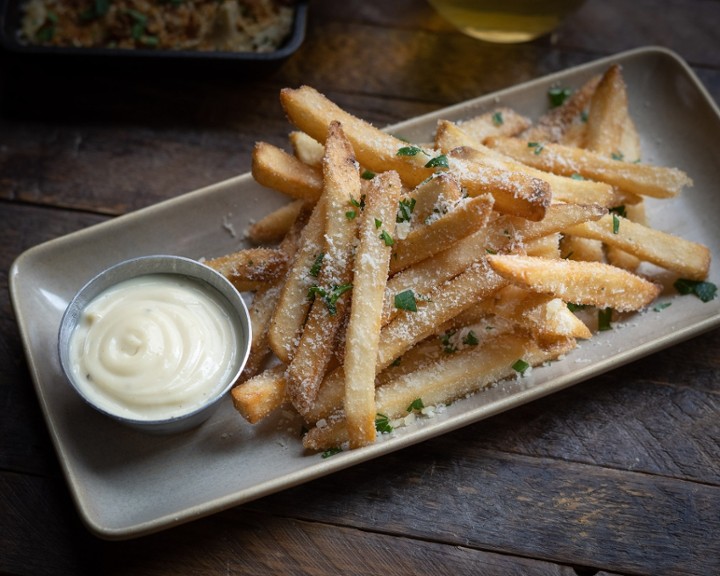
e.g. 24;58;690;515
9;46;720;540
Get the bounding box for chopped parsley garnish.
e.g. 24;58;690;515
361;170;376;180
380;229;394;246
492;111;504;126
512;359;530;375
308;283;353;315
425;154;449;169
653;302;672;312
375;413;393;433
309;253;325;277
528;141;544;155
612;213;621;234
598;307;613;331
548;87;572;108
346;210;357;220
321;447;342;458
394;289;417;312
396;198;416;223
406;398;425;412
350;194;366;210
462;330;479;346
397;145;423;157
570;173;585;180
611;151;625;161
610;205;627;218
674;278;717;302
567;302;589;312
374;218;383;229
439;330;457;353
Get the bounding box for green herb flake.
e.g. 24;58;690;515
611;151;625;161
380;230;394;246
374;218;383;229
308;284;353;315
406;398;425;413
492;111;504;126
610;205;627;218
462;330;479;346
425;154;449;169
375;413;393;433
570;173;585;180
309;253;325;277
394;289;417;312
321;447;342;458
653;302;672;312
548;87;572;108
345;210;357;220
361;169;376;180
567;302;589;312
612;213;621;234
439;330;457;354
512;359;530;375
674;278;718;302
396;197;416;223
528;141;544;155
397;145;423;157
598;307;613;331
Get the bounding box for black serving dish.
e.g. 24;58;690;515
0;0;307;73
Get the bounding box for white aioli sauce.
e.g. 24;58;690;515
69;274;239;421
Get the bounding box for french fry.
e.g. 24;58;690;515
286;121;361;415
522;74;601;146
289;131;325;167
486;136;693;199
436;120;626;208
559;234;605;263
231;365;286;424
281;85;551;220
584;64;641;162
457;107;532;143
205;247;290;292
240;283;283;381
487;254;662;312
247;199;307;245
303;331;577;451
252;141;323;201
605;202;646;271
389;193;494;273
408;172;463;226
381;202;607;324
344;171;403;448
267;196;326;364
565;214;711;281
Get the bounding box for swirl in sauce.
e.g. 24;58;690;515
69;274;239;420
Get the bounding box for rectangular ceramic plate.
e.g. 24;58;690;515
10;46;720;540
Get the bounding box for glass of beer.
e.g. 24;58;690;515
427;0;586;43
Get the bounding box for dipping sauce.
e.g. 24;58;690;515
68;273;241;421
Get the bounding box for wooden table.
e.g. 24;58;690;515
2;1;719;574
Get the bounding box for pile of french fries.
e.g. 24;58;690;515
206;64;712;453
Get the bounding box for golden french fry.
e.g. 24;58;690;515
447;147;550;221
559;234;605;263
231;365;286;424
252;141;323;201
205;247;290;292
565;214;711;281
289;130;325;167
281;86;551;220
522;74;601;146
605;202;646;271
303;331;576;451
286;121;361;415
487;254;662;312
457;107;532;143
247;199;307;245
240;283;283;381
408;172;463;226
382;202;607;324
344;171;403;448
436;120;625;208
267;197;326;364
486;136;693;199
584;64;641;162
390;193;494;273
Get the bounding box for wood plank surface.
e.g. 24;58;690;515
1;1;719;575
